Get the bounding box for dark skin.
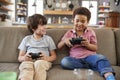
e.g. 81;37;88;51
57;14;113;78
58;14;97;51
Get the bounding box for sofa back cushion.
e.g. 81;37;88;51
0;27;117;65
46;28;69;64
94;28;116;65
0;27;30;62
47;28;116;65
114;29;120;66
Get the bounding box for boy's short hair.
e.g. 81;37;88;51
73;7;91;22
27;14;47;33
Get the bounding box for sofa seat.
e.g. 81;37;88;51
0;63;19;73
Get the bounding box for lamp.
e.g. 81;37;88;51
32;0;37;13
89;3;93;8
89;0;93;9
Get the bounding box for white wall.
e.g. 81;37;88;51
110;0;120;12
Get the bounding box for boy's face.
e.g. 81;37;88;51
73;14;89;31
33;25;46;36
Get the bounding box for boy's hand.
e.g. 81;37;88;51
81;38;89;46
37;53;49;61
64;38;73;47
24;54;32;61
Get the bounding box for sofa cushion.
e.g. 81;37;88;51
114;29;120;66
0;63;19;73
47;28;116;65
94;28;116;65
0;27;30;62
0;27;117;65
46;28;69;64
47;65;104;80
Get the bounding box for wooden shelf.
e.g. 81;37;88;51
17;13;26;16
98;11;109;13
17;3;27;6
43;10;73;15
0;6;12;11
0;0;13;5
98;16;107;18
99;6;110;8
0;0;13;13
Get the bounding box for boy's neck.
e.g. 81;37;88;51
76;31;83;36
33;34;43;40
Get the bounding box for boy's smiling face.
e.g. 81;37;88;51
32;24;46;36
73;14;89;31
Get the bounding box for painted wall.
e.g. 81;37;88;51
110;0;120;27
110;0;120;12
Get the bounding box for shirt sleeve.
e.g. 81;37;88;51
18;36;28;52
61;29;72;41
47;36;56;51
90;29;97;45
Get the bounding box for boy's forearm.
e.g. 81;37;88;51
18;56;25;62
57;40;65;49
86;43;97;51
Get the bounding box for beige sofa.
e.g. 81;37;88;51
0;27;120;80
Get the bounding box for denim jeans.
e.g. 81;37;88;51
61;54;115;76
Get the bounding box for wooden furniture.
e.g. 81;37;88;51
0;0;13;14
105;12;120;28
43;10;73;15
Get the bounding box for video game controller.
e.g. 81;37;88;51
29;52;42;60
70;37;85;45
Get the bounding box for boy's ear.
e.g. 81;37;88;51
72;19;74;23
32;29;35;32
87;20;90;23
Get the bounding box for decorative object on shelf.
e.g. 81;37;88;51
78;0;82;6
55;0;61;10
16;0;27;23
61;2;67;10
98;1;110;26
114;0;120;6
68;0;74;11
45;0;54;10
0;14;6;21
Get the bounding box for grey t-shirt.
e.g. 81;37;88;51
18;35;56;56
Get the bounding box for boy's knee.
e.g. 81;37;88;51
19;61;34;70
34;60;51;70
97;54;107;60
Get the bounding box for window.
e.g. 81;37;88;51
28;0;43;16
82;0;98;25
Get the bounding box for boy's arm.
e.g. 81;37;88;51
81;38;97;51
85;43;97;51
18;50;32;62
57;38;72;49
40;50;57;62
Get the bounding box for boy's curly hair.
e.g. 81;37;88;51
27;14;47;33
73;7;91;22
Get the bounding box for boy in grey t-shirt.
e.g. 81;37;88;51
18;14;57;80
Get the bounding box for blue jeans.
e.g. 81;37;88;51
61;54;115;76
